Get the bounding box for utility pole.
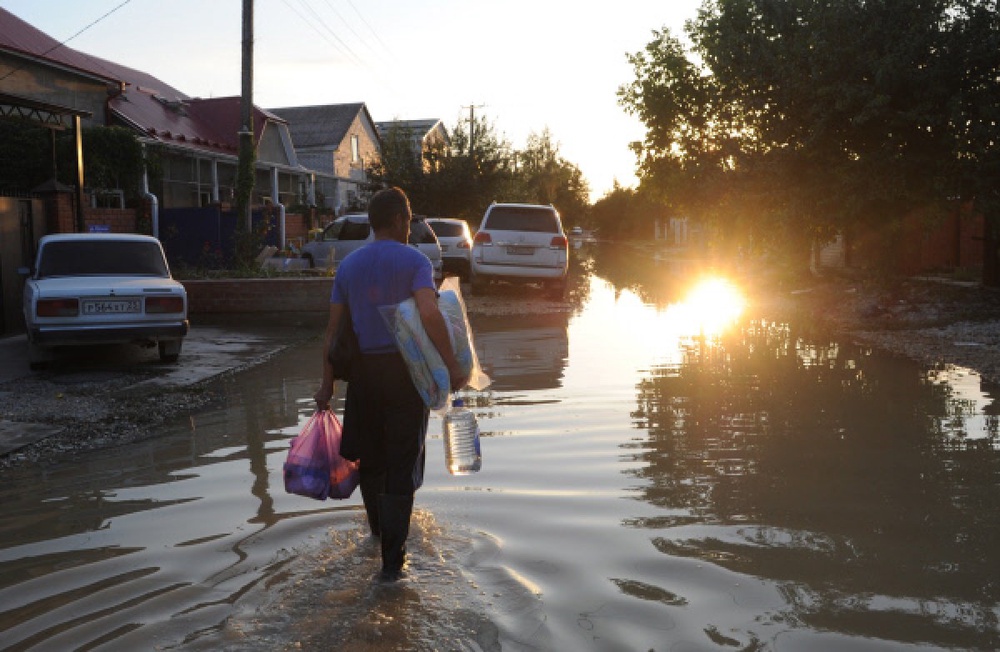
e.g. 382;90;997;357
236;0;255;233
463;103;484;166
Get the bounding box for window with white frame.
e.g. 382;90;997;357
351;134;360;163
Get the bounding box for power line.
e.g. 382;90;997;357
344;0;395;65
278;0;357;65
0;0;136;84
320;0;394;68
43;0;136;57
277;0;405;105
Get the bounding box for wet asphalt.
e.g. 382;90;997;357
0;312;328;456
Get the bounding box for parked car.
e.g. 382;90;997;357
301;213;443;280
19;233;189;368
426;217;473;278
470;202;568;295
408;218;445;282
570;226;583;236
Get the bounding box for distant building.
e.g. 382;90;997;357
655;216;693;246
376;119;450;171
269;103;382;213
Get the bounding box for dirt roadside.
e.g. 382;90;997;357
749;273;1000;383
3;274;1000;471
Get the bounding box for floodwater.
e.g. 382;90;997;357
2;243;999;651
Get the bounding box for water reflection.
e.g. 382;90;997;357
629;310;1000;648
928;365;1000;448
472;313;569;392
0;359;339;650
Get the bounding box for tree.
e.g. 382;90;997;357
620;0;994;276
515;128;591;225
0;122;51;191
0;122;148;203
946;0;1000;282
366;113;594;226
591;183;654;239
366;122;425;202
73;126;146;202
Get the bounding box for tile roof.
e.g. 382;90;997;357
0;7;121;84
268;102;370;149
376;118;446;139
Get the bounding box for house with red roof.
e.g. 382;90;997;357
0;6;335;219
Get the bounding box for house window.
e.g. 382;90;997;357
351;135;360;163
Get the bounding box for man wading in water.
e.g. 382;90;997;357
314;187;468;581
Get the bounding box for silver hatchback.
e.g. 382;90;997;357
301;213;443;280
470;203;568;294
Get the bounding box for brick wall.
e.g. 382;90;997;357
285;212;308;247
45;192;74;233
85;207;138;233
41;193;139;234
182;277;333;314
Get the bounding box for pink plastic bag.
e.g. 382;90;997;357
283;410;360;500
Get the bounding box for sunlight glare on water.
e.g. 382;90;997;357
592;275;746;371
672;276;746;337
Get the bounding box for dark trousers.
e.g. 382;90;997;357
341;352;428;496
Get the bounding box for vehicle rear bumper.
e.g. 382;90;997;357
441;256;471;273
30;321;190;346
471;262;566;282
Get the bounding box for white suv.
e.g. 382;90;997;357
470;202;568;295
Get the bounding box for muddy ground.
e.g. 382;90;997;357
3;274;1000;471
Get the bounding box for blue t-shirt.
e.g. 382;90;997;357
331;239;435;353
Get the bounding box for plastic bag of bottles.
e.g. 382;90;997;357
283;410;360;500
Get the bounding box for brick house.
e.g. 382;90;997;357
268;103;382;214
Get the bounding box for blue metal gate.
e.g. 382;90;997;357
159;206;278;269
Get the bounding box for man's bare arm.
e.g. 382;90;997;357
314;301;344;410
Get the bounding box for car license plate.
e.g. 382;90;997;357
506;245;534;255
82;299;141;315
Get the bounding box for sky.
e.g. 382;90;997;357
2;0;703;202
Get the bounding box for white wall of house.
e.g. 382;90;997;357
655;217;691;246
811;234;846;272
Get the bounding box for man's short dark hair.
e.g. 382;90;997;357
368;187;410;231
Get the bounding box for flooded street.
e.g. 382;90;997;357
2;244;999;651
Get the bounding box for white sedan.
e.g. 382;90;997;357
20;233;189;368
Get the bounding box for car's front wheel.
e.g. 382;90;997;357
158;339;183;363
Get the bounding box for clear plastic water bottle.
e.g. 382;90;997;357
443;398;482;475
